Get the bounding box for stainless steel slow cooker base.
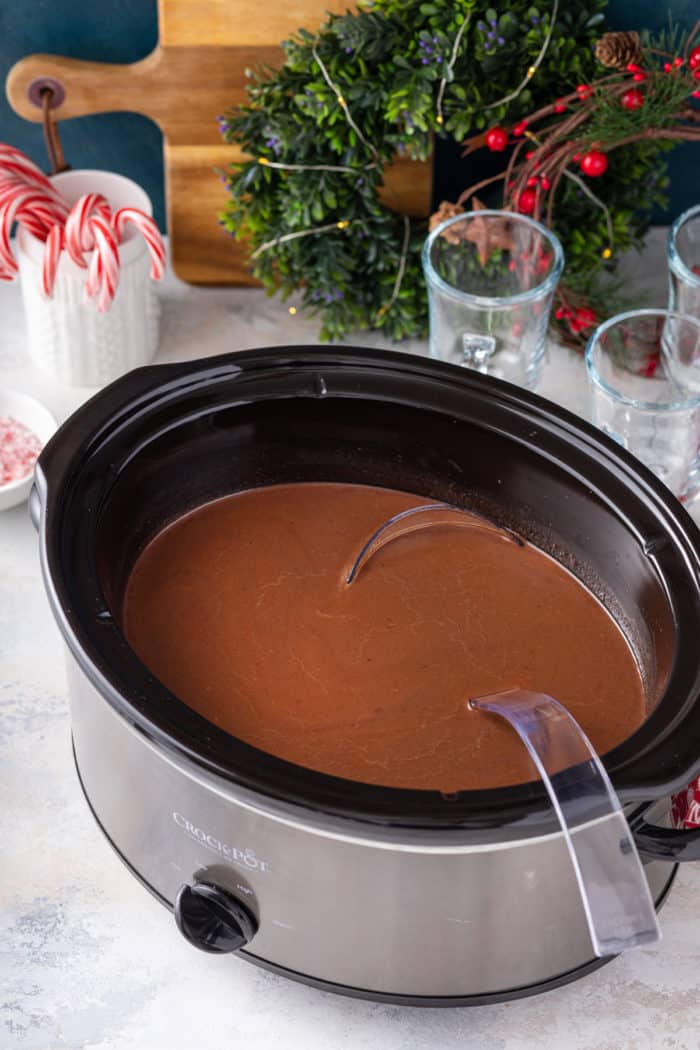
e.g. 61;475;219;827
68;660;677;1003
72;740;678;1006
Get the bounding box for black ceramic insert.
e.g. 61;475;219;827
34;347;700;837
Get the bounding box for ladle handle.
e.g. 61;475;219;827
471;689;661;957
345;503;520;585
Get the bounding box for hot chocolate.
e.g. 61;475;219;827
123;483;646;791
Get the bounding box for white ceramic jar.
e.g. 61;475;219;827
16;170;161;387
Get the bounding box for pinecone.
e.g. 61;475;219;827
595;31;643;70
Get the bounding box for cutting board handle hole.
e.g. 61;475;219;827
28;78;65;110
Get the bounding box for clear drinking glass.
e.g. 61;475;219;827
668;204;700;320
422;210;564;389
585;310;700;502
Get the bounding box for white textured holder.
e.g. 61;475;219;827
16;170;161;388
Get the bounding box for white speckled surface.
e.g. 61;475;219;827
2;231;699;1049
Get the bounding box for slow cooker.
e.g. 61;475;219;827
32;346;700;1005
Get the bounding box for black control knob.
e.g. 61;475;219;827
174;882;258;954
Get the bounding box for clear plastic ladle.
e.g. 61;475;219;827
470;690;661;957
345;503;522;585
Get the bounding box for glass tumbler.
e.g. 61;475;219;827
668;204;700;320
422;210;563;388
585;310;700;502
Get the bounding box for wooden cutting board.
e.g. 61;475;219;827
6;0;431;285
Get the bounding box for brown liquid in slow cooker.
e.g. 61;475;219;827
123;483;646;792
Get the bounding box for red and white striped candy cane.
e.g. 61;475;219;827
41;223;64;299
0;188;60;275
85;243;102;300
88;214;120;312
65;193;112;268
0;183;67;250
0;145;54;193
112;207;165;279
0;185;46;241
0;146;68;211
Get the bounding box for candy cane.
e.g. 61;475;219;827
0;181;67;257
0;188;58;274
0;148;68;211
88;214;120;312
112;207;165;279
85;244;102;301
65;194;112;268
0;187;46;242
0;146;54;193
41;223;64;299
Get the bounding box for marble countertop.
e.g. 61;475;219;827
2;232;699;1050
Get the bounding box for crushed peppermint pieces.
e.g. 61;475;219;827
0;416;43;486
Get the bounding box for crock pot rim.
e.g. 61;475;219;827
35;345;700;830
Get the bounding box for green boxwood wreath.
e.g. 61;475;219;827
219;0;670;342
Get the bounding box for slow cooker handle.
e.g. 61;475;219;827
632;819;700;862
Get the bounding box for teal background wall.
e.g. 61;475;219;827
0;1;697;234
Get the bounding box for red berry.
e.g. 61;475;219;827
621;88;644;110
555;306;566;320
517;189;537;214
694;69;700;81
580;150;608;177
485;126;509;152
553;99;567;113
540;176;551;191
526;176;538;187
572;152;582;162
663;62;672;73
508;259;517;272
511;321;523;338
642;354;660;378
525;150;535;160
575;306;597;328
576;84;593;99
673;57;684;68
632;72;646;82
512;121;528;137
690;47;700;71
626;63;642;73
694;90;700;99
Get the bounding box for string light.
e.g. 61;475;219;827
484;0;559;110
436;13;473;127
312;47;378;160
375;215;411;321
288;306;297;314
250;219;357;260
563;168;615;256
256;156;376;175
253;51;379;178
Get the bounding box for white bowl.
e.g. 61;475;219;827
0;390;57;511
